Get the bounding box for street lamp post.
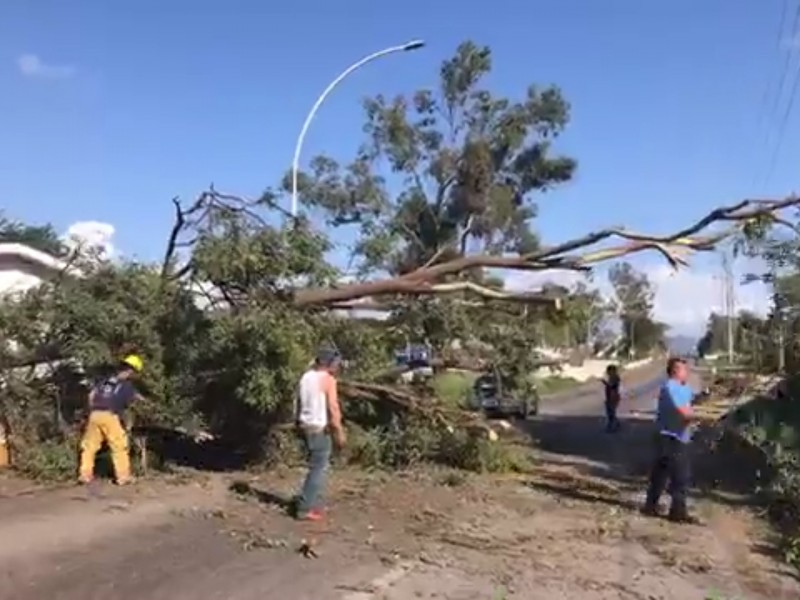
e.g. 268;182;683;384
290;39;425;218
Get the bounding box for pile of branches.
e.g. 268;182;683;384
3;189;800;478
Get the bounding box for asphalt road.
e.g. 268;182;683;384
1;362;676;600
528;360;706;489
539;361;667;417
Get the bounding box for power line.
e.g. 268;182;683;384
752;0;790;185
755;0;790;134
765;57;800;183
765;3;797;135
761;2;800;184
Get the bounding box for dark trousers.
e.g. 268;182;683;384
604;398;620;431
644;434;690;518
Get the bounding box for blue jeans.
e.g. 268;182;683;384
297;430;332;516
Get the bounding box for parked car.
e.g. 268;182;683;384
394;343;434;382
472;368;539;419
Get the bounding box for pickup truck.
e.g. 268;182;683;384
472;369;539;420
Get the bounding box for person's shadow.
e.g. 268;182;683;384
228;481;295;515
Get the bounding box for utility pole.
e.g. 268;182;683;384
586;317;592;351
722;251;735;363
629;318;635;359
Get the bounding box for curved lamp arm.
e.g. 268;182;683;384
290;39;425;217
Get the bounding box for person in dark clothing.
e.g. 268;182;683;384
602;364;622;432
641;357;701;524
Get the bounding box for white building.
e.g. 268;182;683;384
0;243;72;298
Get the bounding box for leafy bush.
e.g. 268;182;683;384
432;371;476;409
13;437;78;481
731;379;800;568
343;415;531;474
0;255;533;480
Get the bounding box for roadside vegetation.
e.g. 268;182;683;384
696;217;800;568
723;375;800;567
0;42;794;506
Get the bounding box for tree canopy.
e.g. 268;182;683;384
0;212;66;257
2;40;800;479
609;262;665;357
291;41;576;278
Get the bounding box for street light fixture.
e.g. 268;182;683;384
290;39;425;218
402;40;426;51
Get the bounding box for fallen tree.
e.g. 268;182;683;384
2;39;800;479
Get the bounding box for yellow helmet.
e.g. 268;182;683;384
121;354;144;373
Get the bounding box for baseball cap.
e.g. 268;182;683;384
315;347;340;367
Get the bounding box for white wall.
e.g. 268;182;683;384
533;357;653;383
0;245;71;301
0;255;58;356
0;264;46;298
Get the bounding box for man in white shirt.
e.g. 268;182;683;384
294;347;346;521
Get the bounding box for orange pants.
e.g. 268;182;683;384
79;411;131;483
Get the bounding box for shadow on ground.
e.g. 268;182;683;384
228;480;295;514
519;411;769;511
132;426;252;472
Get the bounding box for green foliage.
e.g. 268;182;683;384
432;371;477;409
534;280;611;348
697;310;779;371
343;415;532;474
0;212;67;257
609;262;665;357
731;376;800;569
12;437;78;481
291;40;575;277
0;41;589;480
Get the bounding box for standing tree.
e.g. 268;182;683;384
0;213;66;257
284;39;579;376
2;41;800;477
153;42;800;451
740;215;800;371
609;262;665;357
291;40;576;279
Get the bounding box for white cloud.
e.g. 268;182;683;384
16;53;75;80
64;221;115;259
648;264;770;336
505;269;590;291
505;269;616;302
504;262;771;337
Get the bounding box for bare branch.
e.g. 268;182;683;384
166;186;799;309
329;282;559;312
297;276;561;307
294;195;800;306
421;214;475;269
160;197;185;281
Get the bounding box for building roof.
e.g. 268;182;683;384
0;242;70;273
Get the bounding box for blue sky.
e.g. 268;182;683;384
1;1;798;334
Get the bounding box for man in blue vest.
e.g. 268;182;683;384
641;357;701;524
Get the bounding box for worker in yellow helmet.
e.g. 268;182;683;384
78;354;146;485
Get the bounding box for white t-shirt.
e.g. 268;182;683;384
296;369;336;428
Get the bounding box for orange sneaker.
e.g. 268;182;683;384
298;509;324;522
